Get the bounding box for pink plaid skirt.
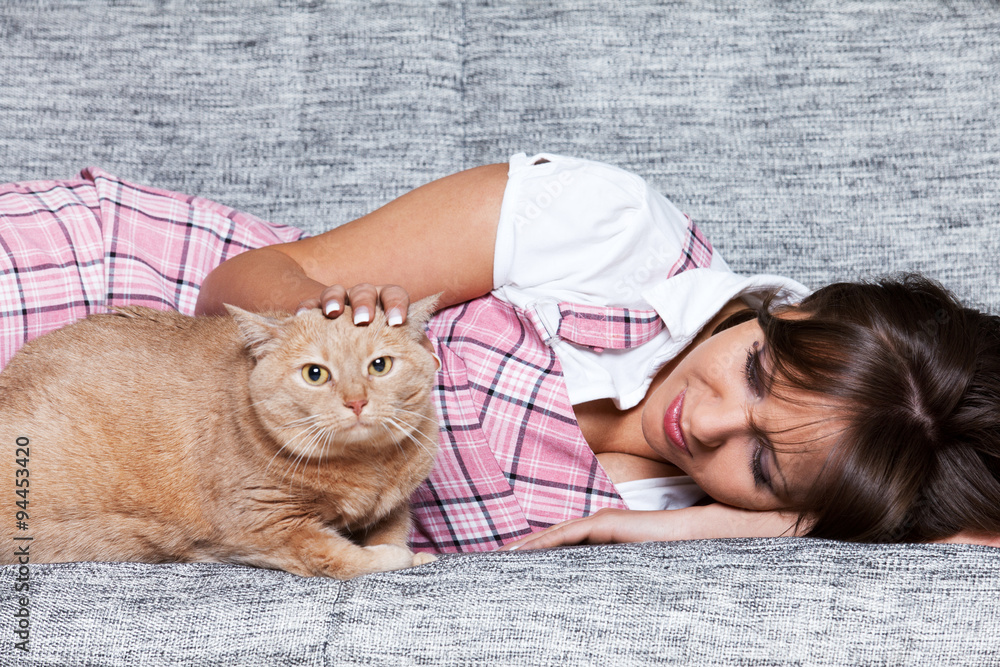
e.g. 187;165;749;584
1;168;713;554
412;296;632;552
0;168;303;366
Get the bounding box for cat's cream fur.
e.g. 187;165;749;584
0;299;440;578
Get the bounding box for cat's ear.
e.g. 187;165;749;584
406;293;441;328
225;304;289;359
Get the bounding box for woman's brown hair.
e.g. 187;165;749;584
755;274;1000;542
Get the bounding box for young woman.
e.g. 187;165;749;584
193;153;1000;551
3;155;998;551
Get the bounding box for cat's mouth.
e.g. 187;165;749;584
331;418;383;442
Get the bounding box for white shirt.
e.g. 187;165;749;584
490;152;811;511
493;152;810;409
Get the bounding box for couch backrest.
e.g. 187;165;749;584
2;1;997;308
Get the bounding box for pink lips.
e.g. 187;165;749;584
664;389;690;455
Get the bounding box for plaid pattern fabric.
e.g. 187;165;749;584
554;303;664;352
0;168;303;367
411;295;629;552
670;214;713;276
412;211;715;552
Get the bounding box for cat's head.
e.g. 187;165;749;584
225;296;440;463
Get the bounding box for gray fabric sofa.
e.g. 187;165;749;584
2;1;999;664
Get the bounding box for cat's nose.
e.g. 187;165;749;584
345;399;368;416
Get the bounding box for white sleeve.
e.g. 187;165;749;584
492;152;728;310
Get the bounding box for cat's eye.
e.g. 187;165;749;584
301;364;330;385
368;357;393;376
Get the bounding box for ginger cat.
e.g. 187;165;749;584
0;299;440;579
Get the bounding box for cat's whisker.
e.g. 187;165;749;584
387;413;439;449
285;444;312;491
378;421;407;458
275;420;320;432
230;397;278;417
404;423;439;452
299;426;336;490
383;421;428;458
286;421;326;449
263;438;298;478
250;410;329;479
276;422;326;487
391;412;441;446
392;406;437;421
276;414;323;430
318;428;334;462
293;422;325;458
271;423;313;459
298;427;330;492
384;416;437;457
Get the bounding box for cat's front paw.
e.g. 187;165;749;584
412;552;437;567
363;543;419;572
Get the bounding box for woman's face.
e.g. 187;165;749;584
641;317;843;511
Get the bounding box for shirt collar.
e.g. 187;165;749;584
642;268;812;345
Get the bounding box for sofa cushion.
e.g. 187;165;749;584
461;1;1000;309
0;0;465;230
2;1;998;311
3;540;999;665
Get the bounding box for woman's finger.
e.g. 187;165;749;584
311;283;413;326
377;284;411;326
317;285;348;318
501;513;617;551
295;296;322;314
345;283;380;324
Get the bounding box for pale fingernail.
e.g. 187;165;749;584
323;300;340;316
387;308;403;326
296;307;311;316
507;545;521;551
353;306;370;325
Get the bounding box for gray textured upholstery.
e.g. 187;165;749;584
3;1;998;310
2;1;999;664
7;541;1000;666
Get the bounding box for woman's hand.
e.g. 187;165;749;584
500;508;698;551
500;504;802;551
295;283;412;326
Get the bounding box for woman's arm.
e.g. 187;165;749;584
501;507;1000;550
194;163;509;318
501;504;803;550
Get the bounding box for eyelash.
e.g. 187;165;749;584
745;342;771;490
752;441;770;489
744;341;763;397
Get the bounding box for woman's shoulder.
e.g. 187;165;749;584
494;152;711;309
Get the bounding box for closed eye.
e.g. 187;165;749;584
745;341;777;494
751;440;772;490
744;341;764;398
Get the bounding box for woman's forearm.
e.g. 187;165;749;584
699;503;803;539
502;504;804;551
